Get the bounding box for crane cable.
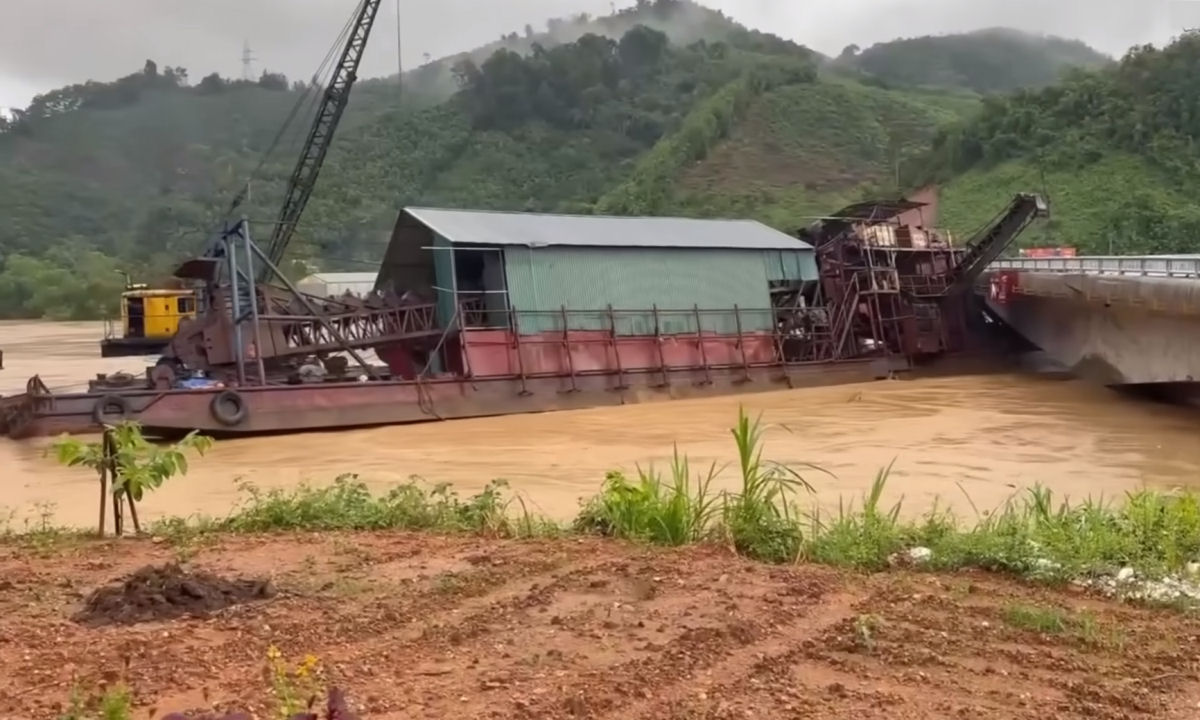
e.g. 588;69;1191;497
226;1;366;217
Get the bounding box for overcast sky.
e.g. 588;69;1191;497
1;0;1196;110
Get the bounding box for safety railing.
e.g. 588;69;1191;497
992;256;1200;279
447;303;851;386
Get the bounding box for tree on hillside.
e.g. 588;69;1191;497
11;60;195;127
258;71;289;91
652;0;682;18
163;66;189;86
908;31;1200;253
197;72;226;94
619;25;669;69
0;246;124;320
850;29;1109;93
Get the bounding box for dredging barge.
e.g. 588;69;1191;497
0;193;1046;440
0;0;1048;440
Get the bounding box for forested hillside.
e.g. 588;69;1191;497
404;0;810;99
0;0;1129;320
0;0;818;319
833;28;1111;93
911;32;1200;254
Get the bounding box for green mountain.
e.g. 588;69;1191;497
911;32;1200;255
0;0;1121;320
833;28;1112;94
405;0;808;100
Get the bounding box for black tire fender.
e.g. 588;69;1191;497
210;390;249;427
92;394;131;425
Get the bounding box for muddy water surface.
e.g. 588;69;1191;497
3;320;1200;530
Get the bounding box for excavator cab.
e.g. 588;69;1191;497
100;286;198;358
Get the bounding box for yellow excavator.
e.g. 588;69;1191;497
100;280;198;358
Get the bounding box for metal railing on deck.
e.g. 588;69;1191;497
449;304;842;385
992;256;1200;279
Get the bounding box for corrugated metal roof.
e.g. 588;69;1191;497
828;200;927;222
301;272;379;283
403;207;813;251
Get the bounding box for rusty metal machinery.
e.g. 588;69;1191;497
160;0;411;385
794;193;1048;362
261;0;384;277
944;193;1049;295
165;220;442;385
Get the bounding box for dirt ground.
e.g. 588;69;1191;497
3;533;1200;720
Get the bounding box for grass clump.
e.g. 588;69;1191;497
0;502;90;556
924;486;1200;581
1002;603;1070;634
146;476;560;543
577;408;822;563
805;462;914;569
571;407;1200;590
574;449;720;547
58;684;133;720
57;649;352;720
223;476;514;534
1001;603;1124;648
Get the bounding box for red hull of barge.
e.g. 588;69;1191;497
6;360;893;439
1;325;904;439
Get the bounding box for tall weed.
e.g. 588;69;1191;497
806;462;908;569
576;407;826;562
574;447;720;546
572;409;1200;585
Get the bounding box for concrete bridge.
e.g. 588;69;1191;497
979;255;1200;391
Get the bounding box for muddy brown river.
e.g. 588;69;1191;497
3;320;1199;530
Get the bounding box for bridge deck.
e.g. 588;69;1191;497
992;256;1200;279
982;254;1200;388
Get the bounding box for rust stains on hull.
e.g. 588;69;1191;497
4;359;898;440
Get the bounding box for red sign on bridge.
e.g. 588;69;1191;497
1019;247;1077;258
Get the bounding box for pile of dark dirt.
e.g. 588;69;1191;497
73;562;275;626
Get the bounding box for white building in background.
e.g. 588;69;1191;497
297;272;379;298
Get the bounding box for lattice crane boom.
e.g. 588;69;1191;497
262;0;384;274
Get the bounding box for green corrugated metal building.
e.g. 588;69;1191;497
377;208;818;334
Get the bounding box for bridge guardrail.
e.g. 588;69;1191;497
991;256;1200;279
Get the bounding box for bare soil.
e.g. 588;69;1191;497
3;533;1200;720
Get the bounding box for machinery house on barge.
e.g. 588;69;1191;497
375;207;827;381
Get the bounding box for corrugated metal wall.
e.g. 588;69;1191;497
502;247;781;334
762;250;819;283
